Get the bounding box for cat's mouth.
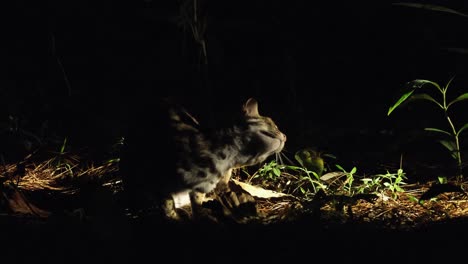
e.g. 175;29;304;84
259;131;286;154
260;130;287;143
275;137;286;153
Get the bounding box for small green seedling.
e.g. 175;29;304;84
388;77;468;179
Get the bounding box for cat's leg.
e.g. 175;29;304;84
189;191;208;219
187;169;234;221
214;168;258;222
214;168;233;194
161;197;181;221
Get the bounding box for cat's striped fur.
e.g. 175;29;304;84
119;97;286;220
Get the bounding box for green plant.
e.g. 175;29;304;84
291;166;326;196
251;155;407;201
255;160;282;182
358;170;407;199
290;150;332;196
249;158;327;198
379;169;407;199
51;137;75;178
325;164;407;200
437;176;448;184
388;78;468;179
357;176;383;194
294;149;325;177
106;136;125;164
335;164;356;196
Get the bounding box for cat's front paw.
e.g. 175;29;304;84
191;205;220;223
218;191;258;222
200;190;257;224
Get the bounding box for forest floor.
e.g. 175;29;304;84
1;150;468;262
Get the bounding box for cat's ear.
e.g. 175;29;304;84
243;98;260;117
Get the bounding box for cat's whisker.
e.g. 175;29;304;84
279;151;295;166
276;152;284;166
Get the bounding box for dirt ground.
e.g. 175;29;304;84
1;153;468;263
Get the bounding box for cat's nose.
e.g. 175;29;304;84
282;133;287;142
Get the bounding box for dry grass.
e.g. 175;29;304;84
2;154;119;194
1;151;468;232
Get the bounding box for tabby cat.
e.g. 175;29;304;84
119;97;286;221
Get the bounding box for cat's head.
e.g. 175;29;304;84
238;98;286;166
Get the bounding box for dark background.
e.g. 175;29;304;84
4;0;468;178
3;1;468;261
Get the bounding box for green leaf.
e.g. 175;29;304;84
438;176;448;184
392;3;468;18
60;137;67;153
411;79;441;91
388;79;444;115
273;167;281;177
294;152;305;168
322;153;337;159
424;127;452;137
397;168;404;176
408;79;445;96
439;140;457;151
388;90;415;116
457;122;468;137
335;164;345;172
444;76;456;92
408;93;443;109
394;185;405;192
310;171;320;180
438;140;459;160
447;93;468;109
360;178;373;184
407;195;419;203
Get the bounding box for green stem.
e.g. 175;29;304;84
442;89;463;179
445;114;463;178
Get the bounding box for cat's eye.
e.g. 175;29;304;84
260;130;277;138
